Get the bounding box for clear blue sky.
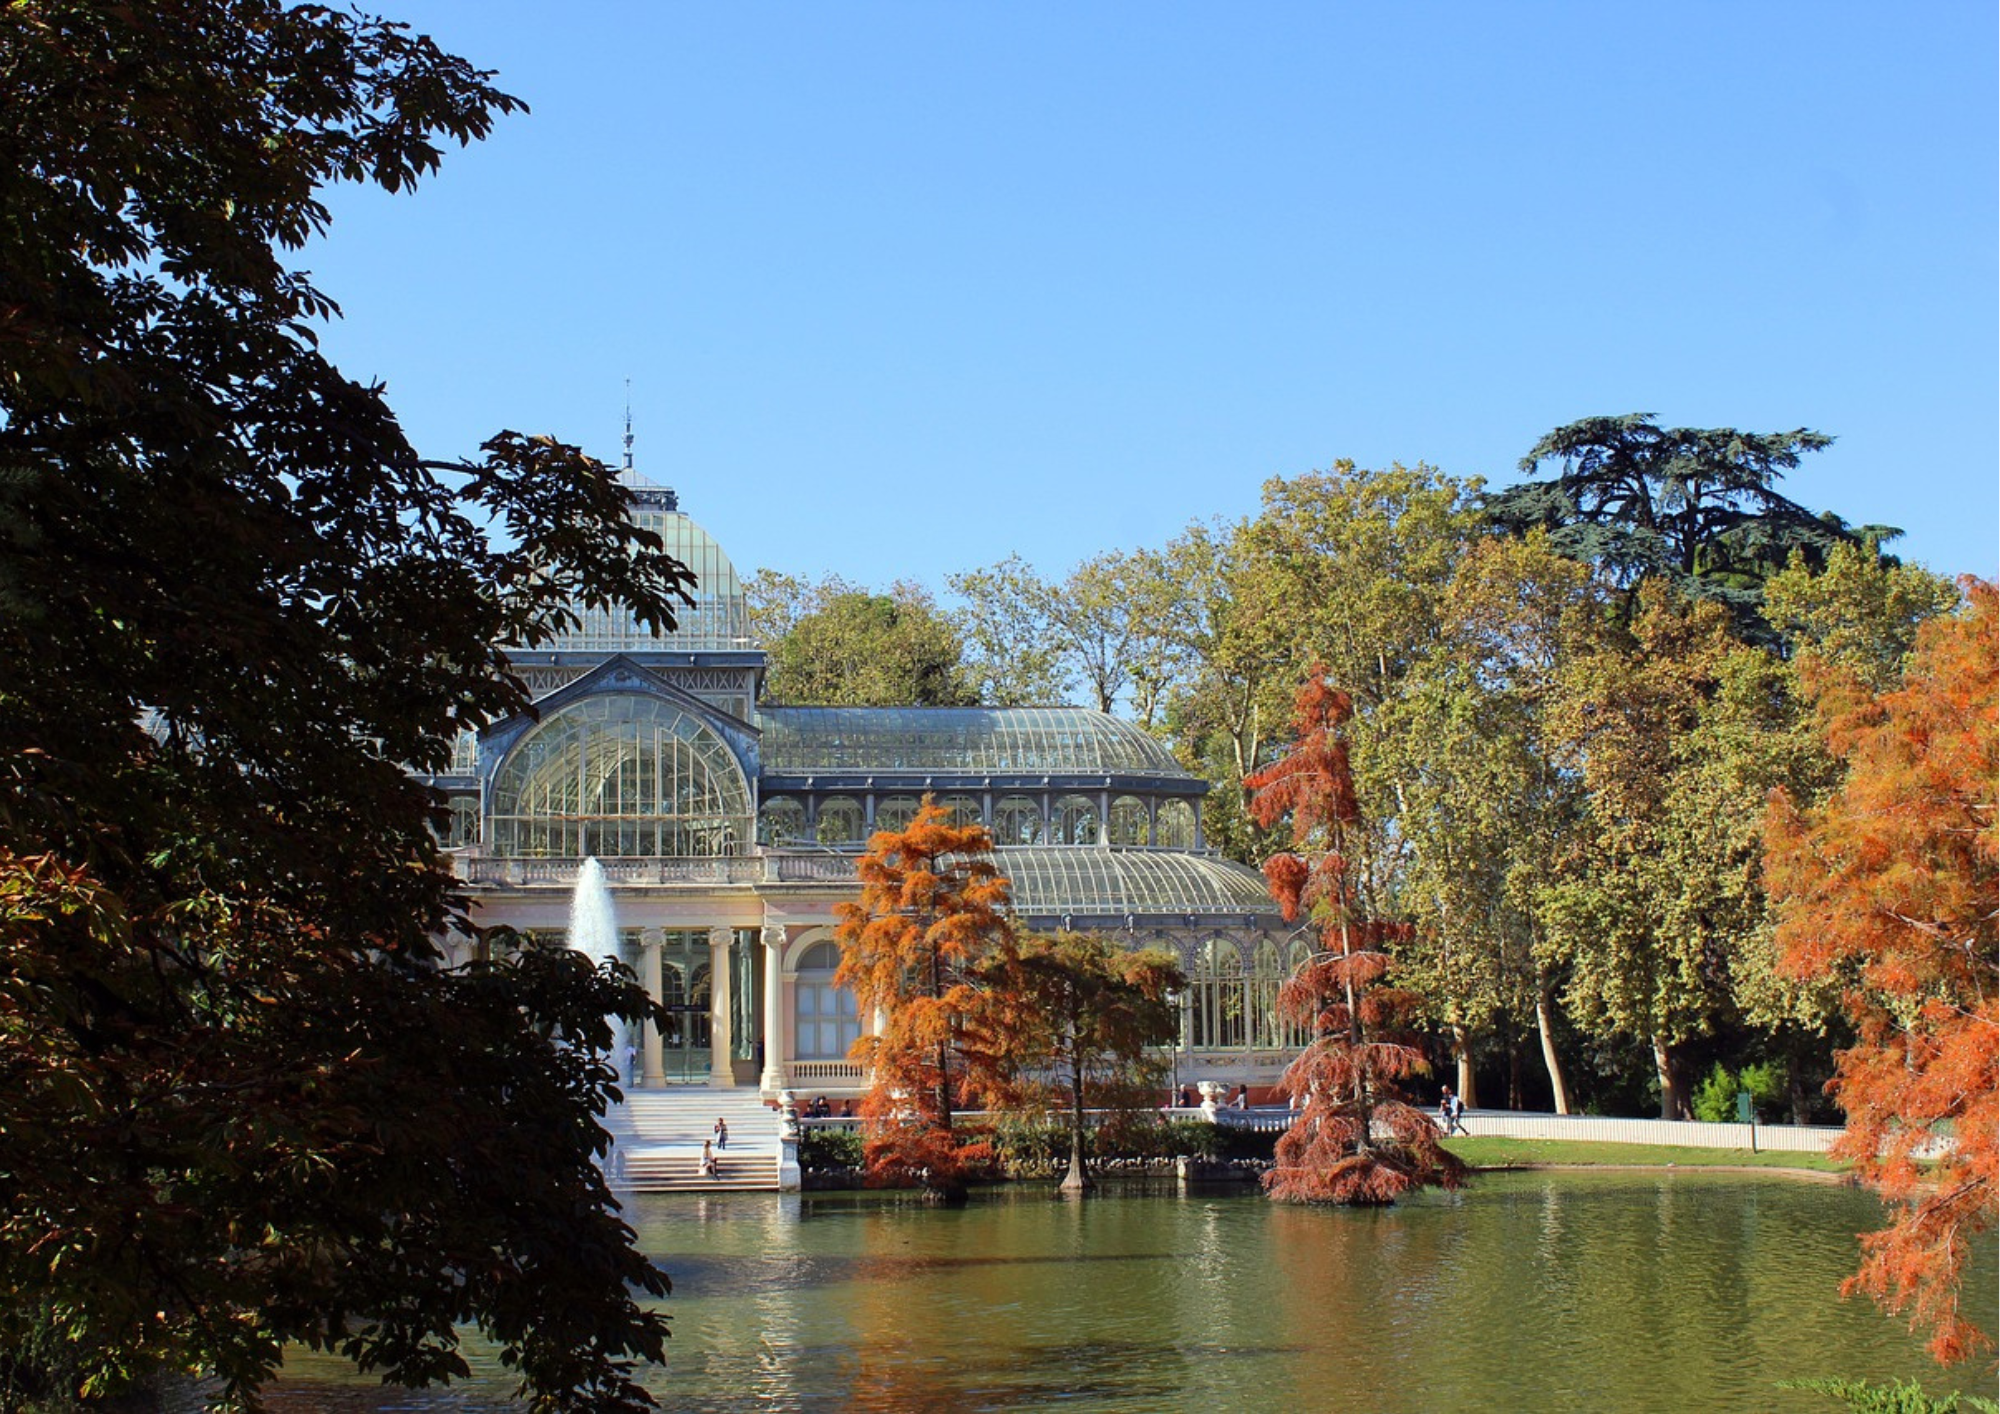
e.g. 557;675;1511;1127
308;2;1998;587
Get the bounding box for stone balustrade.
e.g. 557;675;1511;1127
453;852;857;888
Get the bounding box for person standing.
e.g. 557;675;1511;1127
713;1116;729;1150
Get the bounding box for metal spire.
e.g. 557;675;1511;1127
622;378;634;473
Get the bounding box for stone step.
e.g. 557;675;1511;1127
608;1090;789;1191
617;1152;780;1193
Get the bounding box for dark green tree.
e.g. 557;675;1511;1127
977;931;1183;1194
0;2;681;1406
750;572;975;706
1484;414;1893;637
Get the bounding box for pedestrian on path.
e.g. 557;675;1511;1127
1438;1086;1467;1136
713;1116;729;1150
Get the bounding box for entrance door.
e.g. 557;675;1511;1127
657;931;712;1083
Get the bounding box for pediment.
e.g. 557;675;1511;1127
476;654;762;779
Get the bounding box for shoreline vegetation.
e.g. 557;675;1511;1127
797;1123;1853;1190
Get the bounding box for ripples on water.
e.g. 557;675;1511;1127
270;1175;1997;1413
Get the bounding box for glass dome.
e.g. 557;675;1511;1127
488;693;752;857
756;706;1188;777
546;483;751;653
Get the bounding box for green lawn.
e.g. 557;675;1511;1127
1445;1135;1851;1174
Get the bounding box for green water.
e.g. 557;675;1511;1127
273;1174;1997;1412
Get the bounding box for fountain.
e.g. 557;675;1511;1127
566;857;631;1081
568;857;634;1188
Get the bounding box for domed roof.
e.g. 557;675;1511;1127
547;480;751;653
755;706;1190;779
994;847;1281;917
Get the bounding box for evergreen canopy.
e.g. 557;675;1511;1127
1484;414;1896;635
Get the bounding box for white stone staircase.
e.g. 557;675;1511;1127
608;1089;784;1192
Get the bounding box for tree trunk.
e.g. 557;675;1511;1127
1534;972;1572;1115
1653;1036;1689;1120
1451;1023;1478;1110
1784;1037;1812;1125
1060;1057;1094;1193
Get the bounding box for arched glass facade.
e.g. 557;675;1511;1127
1250;939;1287;1049
489;694;752;857
1156;798;1196;849
1190;940;1246;1050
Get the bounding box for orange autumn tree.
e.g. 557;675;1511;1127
1247;668;1465;1205
1766;577;1997;1364
835;798;1013;1201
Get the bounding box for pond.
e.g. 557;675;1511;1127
272;1174;1997;1412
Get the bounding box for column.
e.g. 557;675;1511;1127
708;925;734;1087
760;924;787;1095
640;929;666;1087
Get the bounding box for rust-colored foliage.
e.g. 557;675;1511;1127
834;799;1012;1198
1767;578;1997;1364
1246;668;1465;1205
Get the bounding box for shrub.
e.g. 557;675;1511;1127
1779;1377;1998;1413
988;1116;1070;1173
1693;1060;1791;1123
1693;1063;1741;1123
799;1126;864;1172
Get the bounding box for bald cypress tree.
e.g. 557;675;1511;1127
1247;669;1464;1205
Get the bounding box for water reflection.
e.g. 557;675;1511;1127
270;1176;1996;1413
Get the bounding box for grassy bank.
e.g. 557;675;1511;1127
1446;1135;1850;1174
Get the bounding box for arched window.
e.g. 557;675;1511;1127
815;796;865;848
443;795;480;849
659;959;713;1052
1052;794;1101;846
938;794;984;828
489;694;751;858
1250;939;1287;1049
1190;939;1247;1050
1155;798;1196;849
793;940;861;1060
873;795;922;835
993;795;1046;846
1107;795;1150;846
759;795;807;847
1284;939;1316;1048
